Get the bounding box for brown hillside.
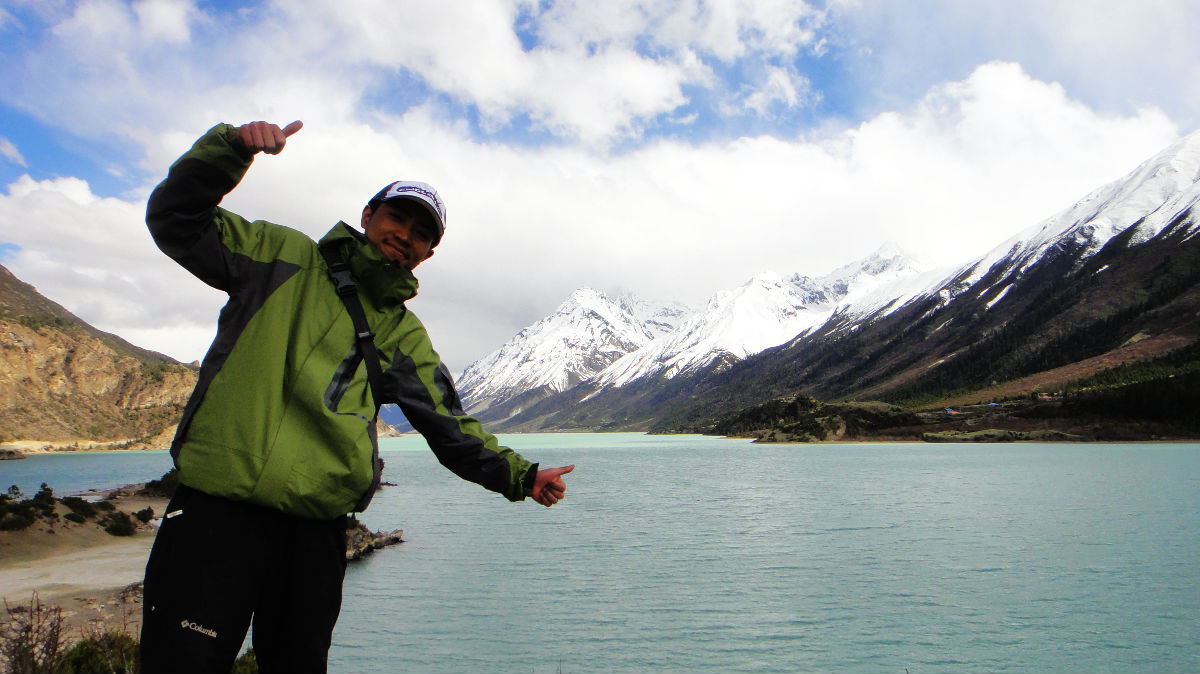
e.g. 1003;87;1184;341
0;264;196;444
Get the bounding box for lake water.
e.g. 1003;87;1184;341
3;435;1198;672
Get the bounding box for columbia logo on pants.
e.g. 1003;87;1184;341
180;619;218;638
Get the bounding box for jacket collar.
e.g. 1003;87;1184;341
319;222;419;309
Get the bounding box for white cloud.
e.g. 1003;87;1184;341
0;138;26;167
533;0;824;61
132;0;194;44
50;0;137;44
259;0;710;144
736;65;809;116
0;61;1181;369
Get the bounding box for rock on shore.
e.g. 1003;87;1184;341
345;519;404;561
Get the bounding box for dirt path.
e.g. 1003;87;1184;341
1;533;153;603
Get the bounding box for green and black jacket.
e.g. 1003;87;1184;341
147;123;536;520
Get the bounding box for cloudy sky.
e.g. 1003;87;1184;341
1;0;1198;372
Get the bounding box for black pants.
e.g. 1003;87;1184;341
140;485;347;674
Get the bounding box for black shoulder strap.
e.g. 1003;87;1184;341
319;242;385;419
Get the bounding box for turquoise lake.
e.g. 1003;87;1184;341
4;434;1198;672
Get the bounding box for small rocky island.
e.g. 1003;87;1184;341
345;518;404;561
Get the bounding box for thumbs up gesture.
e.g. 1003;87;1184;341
235;120;303;155
532;464;575;507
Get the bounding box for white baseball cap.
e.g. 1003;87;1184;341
368;181;447;246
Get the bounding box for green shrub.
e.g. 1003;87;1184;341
58;631;138;674
98;512;135;537
140;468;179;498
0;512;34;531
15;314;69;333
94;501;115;512
139;361;175;383
133;507;154;523
30;484;55;518
64;512;87;524
60;496;97;520
31;484;53;504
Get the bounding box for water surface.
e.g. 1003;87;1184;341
334;435;1200;673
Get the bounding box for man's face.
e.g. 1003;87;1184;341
361;200;437;271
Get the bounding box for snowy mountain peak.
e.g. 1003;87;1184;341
819;243;929;294
614;290;692;338
589;247;928;391
456;287;690;413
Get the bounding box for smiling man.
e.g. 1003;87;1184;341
139;120;573;674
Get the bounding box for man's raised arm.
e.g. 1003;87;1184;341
146;119;303;292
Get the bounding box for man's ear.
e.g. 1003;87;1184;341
360;205;374;229
423;249;435;262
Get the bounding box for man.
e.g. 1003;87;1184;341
140;120;573;673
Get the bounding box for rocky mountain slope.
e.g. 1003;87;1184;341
0;264;196;446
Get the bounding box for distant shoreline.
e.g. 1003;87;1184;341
0;440;170;456
4;432;1198;460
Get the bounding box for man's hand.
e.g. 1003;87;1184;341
532;464;575;507
235;120;303;155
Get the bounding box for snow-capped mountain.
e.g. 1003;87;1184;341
457;245;927;415
590;246;928;392
456;288;690;416
588;272;835;391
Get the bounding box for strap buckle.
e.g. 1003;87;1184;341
326;260;358;297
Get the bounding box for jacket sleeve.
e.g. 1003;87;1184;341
145;123;263;292
384;316;538;502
